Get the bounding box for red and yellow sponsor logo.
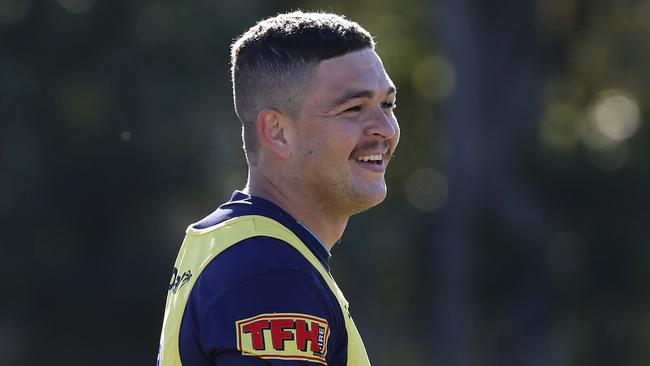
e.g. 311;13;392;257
236;313;330;365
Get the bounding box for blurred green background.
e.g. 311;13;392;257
1;0;649;365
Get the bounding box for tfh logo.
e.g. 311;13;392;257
236;313;330;365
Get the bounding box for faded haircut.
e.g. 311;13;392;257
230;11;375;165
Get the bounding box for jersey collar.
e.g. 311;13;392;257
227;191;333;270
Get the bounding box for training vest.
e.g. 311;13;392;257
158;215;371;365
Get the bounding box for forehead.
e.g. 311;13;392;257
307;48;394;100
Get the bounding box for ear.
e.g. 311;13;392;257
256;108;292;160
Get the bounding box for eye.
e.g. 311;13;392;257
343;105;362;113
381;101;397;110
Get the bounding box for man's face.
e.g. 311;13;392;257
287;48;400;216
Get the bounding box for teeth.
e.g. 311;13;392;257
356;154;383;162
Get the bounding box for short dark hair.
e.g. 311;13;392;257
230;11;375;165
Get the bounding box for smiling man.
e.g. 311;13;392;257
157;11;399;366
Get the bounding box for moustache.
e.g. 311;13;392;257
351;140;391;155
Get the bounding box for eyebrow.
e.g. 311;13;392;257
328;86;397;110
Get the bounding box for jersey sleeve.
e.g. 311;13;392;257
181;268;344;366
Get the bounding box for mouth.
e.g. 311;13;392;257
354;154;384;165
350;152;389;172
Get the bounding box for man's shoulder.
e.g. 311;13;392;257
185;194;326;289
188;235;327;309
204;235;316;282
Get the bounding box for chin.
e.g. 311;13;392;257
349;186;387;214
370;191;387;207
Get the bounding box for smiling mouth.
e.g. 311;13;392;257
354;154;383;165
351;154;388;173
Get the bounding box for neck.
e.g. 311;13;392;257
245;169;348;250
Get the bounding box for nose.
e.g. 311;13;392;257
365;106;398;140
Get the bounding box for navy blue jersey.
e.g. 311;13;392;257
171;191;350;365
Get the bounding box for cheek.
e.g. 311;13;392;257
308;126;357;157
329;132;358;163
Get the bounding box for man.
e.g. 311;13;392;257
158;11;399;365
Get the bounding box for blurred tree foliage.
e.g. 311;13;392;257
0;0;648;365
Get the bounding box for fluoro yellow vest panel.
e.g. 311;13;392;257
157;215;371;366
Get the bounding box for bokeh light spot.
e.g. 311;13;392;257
404;168;448;212
591;90;640;141
120;130;132;142
411;54;455;101
582;90;640;162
